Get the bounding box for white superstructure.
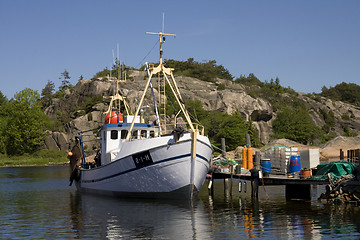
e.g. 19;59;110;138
69;30;213;199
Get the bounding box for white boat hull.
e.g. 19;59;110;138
77;133;212;199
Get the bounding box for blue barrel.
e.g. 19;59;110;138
289;156;301;173
261;159;271;173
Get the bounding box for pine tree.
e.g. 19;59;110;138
58;70;72;91
41;80;55;108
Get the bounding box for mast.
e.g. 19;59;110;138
145;31;175;133
125;29;199;197
104;59;129;117
125;30;196;140
145;31;176;67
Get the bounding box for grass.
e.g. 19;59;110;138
0;149;69;167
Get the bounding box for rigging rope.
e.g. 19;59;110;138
136;39;160;69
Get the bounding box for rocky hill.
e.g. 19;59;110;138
42;70;360;158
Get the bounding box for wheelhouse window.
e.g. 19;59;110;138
121;130;128;139
110;130;118;140
141;130;147;138
132;130;138;139
150;131;155;138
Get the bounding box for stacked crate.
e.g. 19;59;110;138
264;146;298;174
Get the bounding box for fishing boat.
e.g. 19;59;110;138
68;30;213;199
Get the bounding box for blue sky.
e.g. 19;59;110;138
0;1;359;99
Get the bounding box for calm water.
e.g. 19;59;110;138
1;166;360;239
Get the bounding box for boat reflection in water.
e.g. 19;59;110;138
2;167;360;238
69;192;212;239
67;180;360;239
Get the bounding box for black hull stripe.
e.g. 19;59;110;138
88;138;213;170
82;153;209;183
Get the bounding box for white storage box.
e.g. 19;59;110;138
300;149;319;169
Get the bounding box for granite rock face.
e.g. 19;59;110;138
297;93;360;136
43;71;360;152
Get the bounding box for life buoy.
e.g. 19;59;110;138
105;110;123;124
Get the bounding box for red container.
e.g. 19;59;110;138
300;168;312;179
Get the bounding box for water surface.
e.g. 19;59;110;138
1;166;360;239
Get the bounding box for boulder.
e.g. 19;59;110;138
44;134;59;150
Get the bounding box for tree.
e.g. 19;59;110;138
3;88;50;155
213;112;249;150
163;58;233;82
203;111;259;150
42;80;55;97
58;70;72;91
185;100;209;123
321;82;360;107
234;73;263;86
41;80;55;108
320;108;335;133
272;107;322;145
0;90;7;106
14;88;42;109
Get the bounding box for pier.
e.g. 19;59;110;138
209;171;360;200
209;138;360;201
210;172;329;200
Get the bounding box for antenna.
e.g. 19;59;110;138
117;43;120;63
117;43;120;80
146;31;176;65
162;12;165;33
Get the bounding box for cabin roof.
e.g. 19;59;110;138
102;123;157;129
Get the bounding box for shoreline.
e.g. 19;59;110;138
0;161;69;168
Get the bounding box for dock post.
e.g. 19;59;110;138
250;168;259;199
254;151;261;170
224;178;231;199
221;138;226;158
340;149;344;160
221;138;231;198
230;165;233;197
208;176;214;197
285;184;311;200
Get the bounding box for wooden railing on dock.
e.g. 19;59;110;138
340;148;360;165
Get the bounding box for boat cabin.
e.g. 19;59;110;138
100;115;159;165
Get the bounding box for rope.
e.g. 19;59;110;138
136;39;160;69
261;178;270;200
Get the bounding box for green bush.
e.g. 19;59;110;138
341;114;351;120
321;82;360;107
217;84;225;91
163;58;233;82
77;96;103;114
272;107;323;145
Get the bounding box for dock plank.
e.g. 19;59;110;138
212;172;330;185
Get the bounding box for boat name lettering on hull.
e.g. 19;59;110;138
132;151;153;167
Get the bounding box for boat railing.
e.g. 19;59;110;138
157;122;205;136
194;123;205;136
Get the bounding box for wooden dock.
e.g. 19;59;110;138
212;172;329;185
211;139;360;201
209;171;360;200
